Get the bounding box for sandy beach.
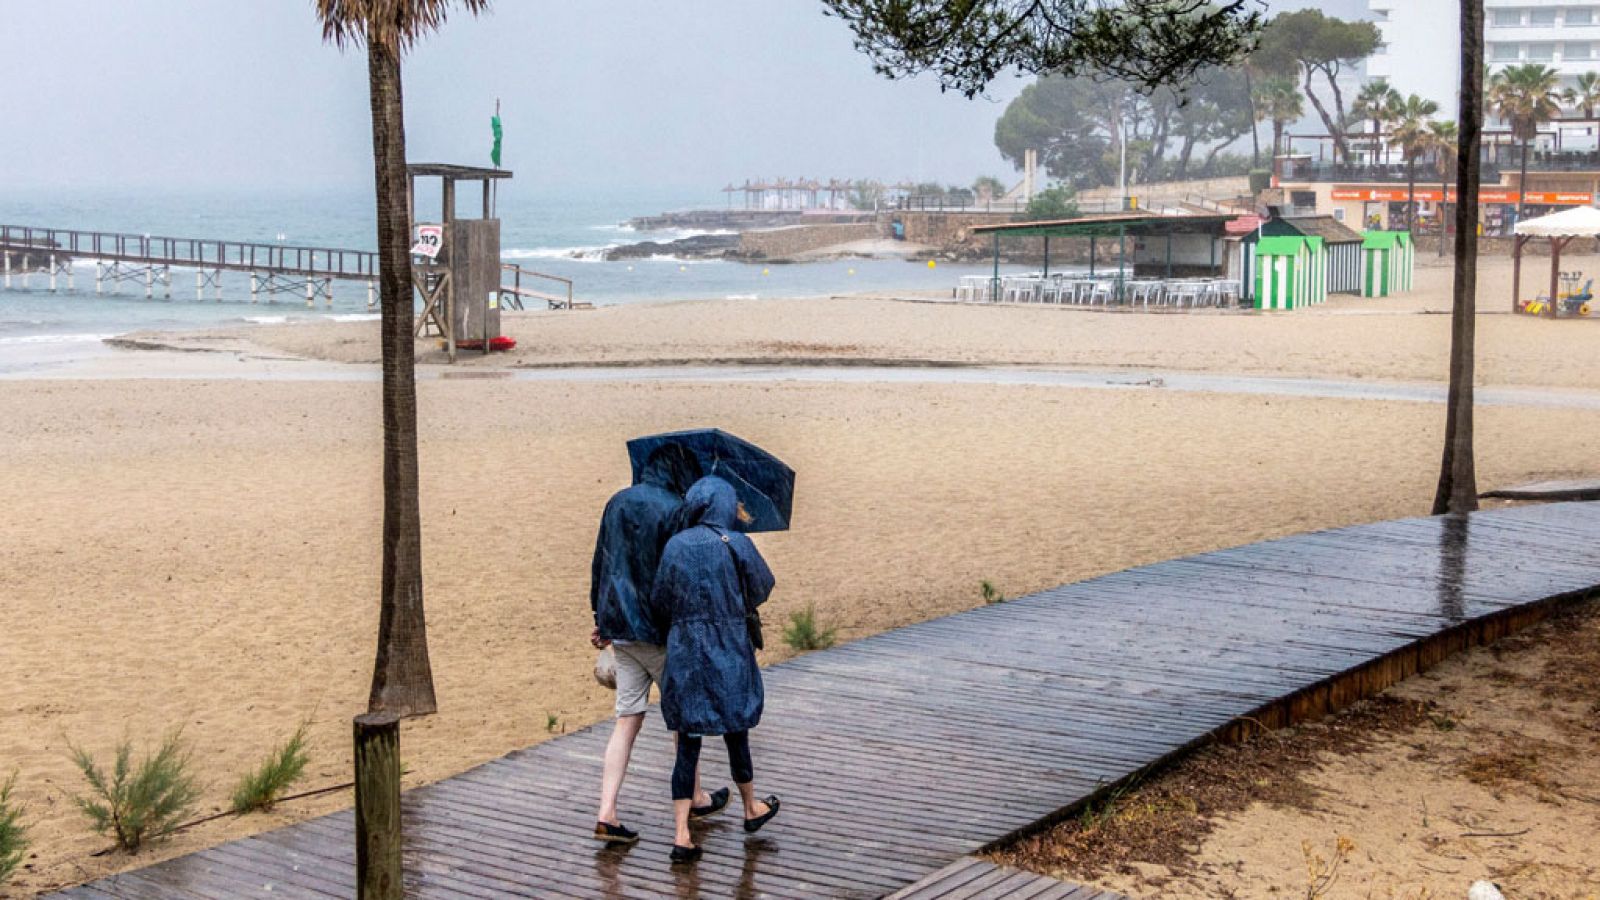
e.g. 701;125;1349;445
123;253;1600;390
2;252;1599;895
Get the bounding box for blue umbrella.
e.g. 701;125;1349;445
627;429;794;532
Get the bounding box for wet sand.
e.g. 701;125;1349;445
119;253;1600;390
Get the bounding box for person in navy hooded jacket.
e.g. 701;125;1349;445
647;475;782;864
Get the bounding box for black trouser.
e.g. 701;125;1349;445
672;731;753;801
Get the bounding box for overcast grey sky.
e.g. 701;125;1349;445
1;1;1368;194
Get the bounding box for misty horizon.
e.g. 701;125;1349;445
2;0;1368;198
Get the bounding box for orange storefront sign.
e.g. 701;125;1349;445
1331;186;1593;205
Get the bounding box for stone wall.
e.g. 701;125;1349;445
736;222;884;260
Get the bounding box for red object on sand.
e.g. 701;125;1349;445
455;336;518;352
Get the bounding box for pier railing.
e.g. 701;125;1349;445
0;224;377;280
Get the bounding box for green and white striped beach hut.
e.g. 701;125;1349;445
1361;230;1414;297
1253;235;1320;309
1304;235;1328;305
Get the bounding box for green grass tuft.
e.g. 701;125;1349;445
71;730;201;853
230;721;311;815
783;605;838;652
0;772;27;885
980;580;1007;605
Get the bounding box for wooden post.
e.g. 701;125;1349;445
989;232;1000;303
1512;235;1524;312
1042;235;1050;278
1550;236;1568;318
354;712;402;900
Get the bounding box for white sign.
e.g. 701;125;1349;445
411;225;443;259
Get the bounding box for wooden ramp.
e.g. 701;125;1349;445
57;502;1600;899
1483;478;1600;502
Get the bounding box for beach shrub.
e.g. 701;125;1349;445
980;580;1007;605
1248;168;1272;194
71;730;201;852
1025;184;1078;221
545;713;564;734
229;721;310;815
0;772;27;885
783;605;837;652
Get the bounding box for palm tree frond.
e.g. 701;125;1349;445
314;0;491;50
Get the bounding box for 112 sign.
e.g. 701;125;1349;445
411;225;443;259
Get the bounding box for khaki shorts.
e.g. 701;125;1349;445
613;642;666;718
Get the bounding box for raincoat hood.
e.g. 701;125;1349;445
682;476;740;531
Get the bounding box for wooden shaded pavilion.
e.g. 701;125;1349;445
1512;205;1600;317
971;213;1241;300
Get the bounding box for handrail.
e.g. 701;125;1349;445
499;262;576;309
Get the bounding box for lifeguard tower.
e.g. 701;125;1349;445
409;163;512;361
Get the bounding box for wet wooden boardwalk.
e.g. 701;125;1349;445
58;502;1600;899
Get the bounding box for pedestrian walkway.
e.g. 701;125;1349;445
56;502;1600;898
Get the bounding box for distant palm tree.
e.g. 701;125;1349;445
1426;120;1459;256
1255;76;1304;159
316;0;491;718
1490;64;1563;217
1564;71;1600;119
1391;95;1441;233
1351;80;1402;165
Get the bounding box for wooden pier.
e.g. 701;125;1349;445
0;223;378;307
53;501;1600;899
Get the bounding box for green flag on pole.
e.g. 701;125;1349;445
490;114;503;168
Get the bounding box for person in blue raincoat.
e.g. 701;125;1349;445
647;476;782;864
588;443;725;844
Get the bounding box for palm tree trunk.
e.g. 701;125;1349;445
1438;168;1450;258
1406;157;1418;234
1433;0;1483;516
366;35;437;717
1516;135;1530;219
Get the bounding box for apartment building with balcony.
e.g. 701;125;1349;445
1369;0;1600;107
1276;1;1600;234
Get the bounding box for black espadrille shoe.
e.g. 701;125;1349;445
593;821;639;844
669;843;703;865
690;786;730;821
742;795;781;834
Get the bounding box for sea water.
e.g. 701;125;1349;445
0;184;1028;352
